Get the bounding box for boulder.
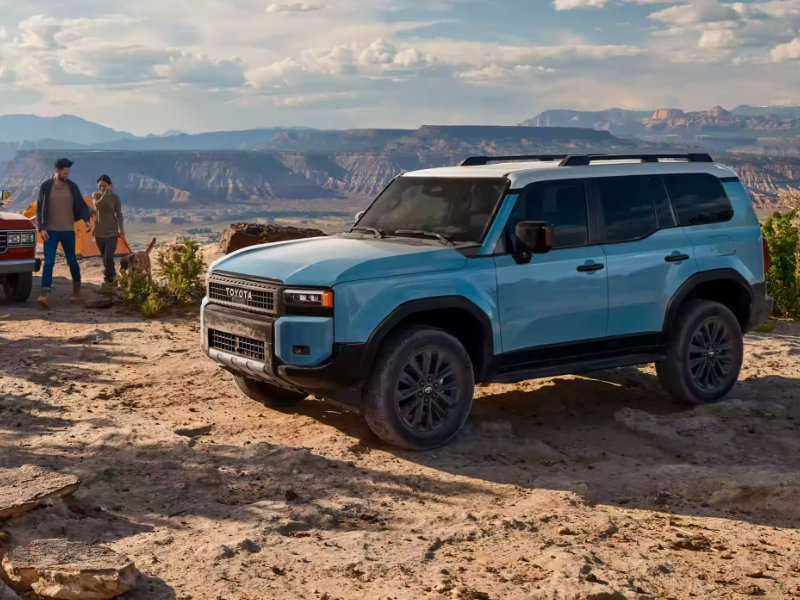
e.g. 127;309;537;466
220;223;325;254
0;466;80;521
2;539;138;600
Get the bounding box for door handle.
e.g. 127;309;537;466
665;253;690;263
577;262;604;273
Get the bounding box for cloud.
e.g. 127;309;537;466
649;2;741;26
770;37;800;61
553;0;672;9
698;28;736;49
266;3;322;13
155;53;246;88
457;64;556;85
274;90;358;107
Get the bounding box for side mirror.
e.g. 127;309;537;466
0;191;10;207
515;221;552;254
354;211;365;224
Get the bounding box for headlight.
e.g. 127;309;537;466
7;233;21;245
21;232;36;245
284;289;333;308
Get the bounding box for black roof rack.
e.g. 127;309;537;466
559;153;713;167
459;155;568;166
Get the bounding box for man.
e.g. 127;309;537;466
35;157;92;309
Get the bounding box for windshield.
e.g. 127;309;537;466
355;177;507;244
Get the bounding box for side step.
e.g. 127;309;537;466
490;353;664;384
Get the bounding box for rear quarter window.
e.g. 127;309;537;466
662;173;734;226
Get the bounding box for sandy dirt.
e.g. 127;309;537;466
1;252;799;600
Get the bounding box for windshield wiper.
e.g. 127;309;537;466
391;229;455;245
351;226;384;239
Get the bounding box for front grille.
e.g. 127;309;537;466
0;233;6;254
209;329;266;362
207;273;278;315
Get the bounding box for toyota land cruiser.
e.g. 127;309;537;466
201;153;772;450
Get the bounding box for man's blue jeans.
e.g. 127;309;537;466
41;230;81;291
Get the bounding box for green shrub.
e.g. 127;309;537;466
762;210;800;318
140;293;164;319
156;240;207;305
116;268;164;315
114;240;207;318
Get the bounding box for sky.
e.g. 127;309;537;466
0;0;799;135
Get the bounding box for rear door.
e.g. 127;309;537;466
594;174;698;337
662;173;756;276
494;179;609;352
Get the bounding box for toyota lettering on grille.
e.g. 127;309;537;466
226;287;253;301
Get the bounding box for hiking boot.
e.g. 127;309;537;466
70;283;82;304
36;290;50;309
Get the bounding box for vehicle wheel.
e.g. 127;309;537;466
656;299;743;405
232;374;308;407
364;326;475;450
2;273;33;302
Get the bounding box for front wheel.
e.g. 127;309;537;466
2;272;33;302
232;374;308;407
656;299;743;405
364;326;475;450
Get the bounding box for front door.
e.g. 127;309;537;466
494;179;608;353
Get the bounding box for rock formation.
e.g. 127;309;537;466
0;466;80;521
220;223;325;254
2;539;138;600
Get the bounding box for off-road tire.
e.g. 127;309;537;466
232;374;307;407
364;326;474;450
2;272;33;302
656;299;743;405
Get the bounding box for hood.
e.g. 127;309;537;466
0;211;35;229
210;235;468;286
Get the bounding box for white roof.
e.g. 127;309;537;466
402;158;739;189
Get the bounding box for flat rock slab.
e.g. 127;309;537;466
2;539;138;600
0;466;80;521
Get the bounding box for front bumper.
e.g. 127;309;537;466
201;302;367;410
0;258;41;276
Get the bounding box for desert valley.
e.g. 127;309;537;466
2;106;800;248
2;107;800;599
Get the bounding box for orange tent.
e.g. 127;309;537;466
23;197;132;257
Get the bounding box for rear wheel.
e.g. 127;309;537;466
2;272;33;302
656;299;743;405
364;326;474;450
232;374;308;407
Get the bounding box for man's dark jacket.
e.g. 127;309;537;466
36;178;91;230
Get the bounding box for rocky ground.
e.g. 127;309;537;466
1;253;799;600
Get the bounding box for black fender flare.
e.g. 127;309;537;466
662;268;754;333
359;295;495;381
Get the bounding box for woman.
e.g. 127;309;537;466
93;175;125;284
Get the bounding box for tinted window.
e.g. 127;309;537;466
663;174;734;226
596;175;669;243
508;180;588;248
358;177;506;243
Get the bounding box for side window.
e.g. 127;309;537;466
663;174;734;226
508;180;589;249
596;175;668;243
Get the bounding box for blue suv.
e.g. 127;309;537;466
201;153;772;450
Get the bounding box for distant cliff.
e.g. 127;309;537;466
521;105;800;150
1;126;796;213
0;125;642;209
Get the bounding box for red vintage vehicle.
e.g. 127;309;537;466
0;191;40;302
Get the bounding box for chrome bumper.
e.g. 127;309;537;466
0;258;40;275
